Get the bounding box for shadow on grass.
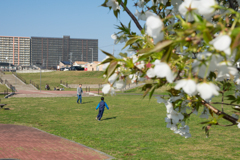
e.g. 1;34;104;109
1;108;9;110
101;117;117;121
81;101;93;104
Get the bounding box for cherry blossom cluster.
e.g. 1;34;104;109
101;0;240;137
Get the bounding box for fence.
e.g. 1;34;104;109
5;80;16;93
60;80;68;87
0;77;3;84
30;80;39;89
0;70;5;75
13;72;27;84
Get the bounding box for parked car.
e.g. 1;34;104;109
63;68;69;71
69;66;84;71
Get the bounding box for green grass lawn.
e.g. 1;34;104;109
1;94;240;159
0;84;9;93
123;84;171;95
17;71;105;90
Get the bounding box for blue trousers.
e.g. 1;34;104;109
97;109;104;120
77;94;82;103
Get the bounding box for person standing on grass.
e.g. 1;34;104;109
77;84;83;104
95;97;109;121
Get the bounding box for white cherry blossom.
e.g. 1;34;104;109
113;79;126;89
178;0;200;21
217;61;238;79
153;60;175;83
146;15;164;44
106;0;120;11
175;125;190;136
193;108;198;115
170;124;178;131
210;35;231;53
231;114;239;120
197;82;219;100
199;107;210;119
102;56;110;71
102;84;115;95
167;110;184;124
237;122;240;129
192;54;220;78
175;79;197;96
137;0;145;8
198;0;216;19
182;132;192;138
156;96;167;104
146;68;156;78
169;95;182;102
108;73;118;84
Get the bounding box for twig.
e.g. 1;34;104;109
211;102;240;107
120;2;143;31
201;100;238;124
217;123;236;127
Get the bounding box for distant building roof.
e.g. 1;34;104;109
92;61;102;64
74;61;87;65
61;61;71;65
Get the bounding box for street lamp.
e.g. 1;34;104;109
5;57;10;72
89;48;93;62
36;62;42;91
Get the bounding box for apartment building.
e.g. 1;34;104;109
31;36;98;69
0;36;30;66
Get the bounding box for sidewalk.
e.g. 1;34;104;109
0;124;114;160
12;90;101;98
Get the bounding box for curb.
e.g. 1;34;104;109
12;74;26;85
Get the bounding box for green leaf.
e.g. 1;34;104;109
161;46;173;63
193;13;203;22
100;57;114;65
231;27;240;37
234;47;240;63
203;31;212;43
100;49;115;58
119;52;128;58
137;48;152;55
142;84;153;98
232;33;240;49
150;40;173;53
113;9;120;19
227;95;236;103
107;61;118;77
167;88;181;96
122;37;139;49
101;0;108;7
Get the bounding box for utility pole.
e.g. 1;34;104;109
89;48;93;62
113;45;114;56
69;52;73;66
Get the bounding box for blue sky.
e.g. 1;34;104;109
0;0;143;61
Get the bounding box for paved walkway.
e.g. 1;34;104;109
12;90;101;98
0;124;114;160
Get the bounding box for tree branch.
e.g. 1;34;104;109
120;2;143;31
201;100;238;124
211;102;240;107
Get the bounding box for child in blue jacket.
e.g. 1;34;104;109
96;97;109;121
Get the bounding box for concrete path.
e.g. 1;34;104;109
2;74;36;91
68;83;145;91
0;124;114;160
13;90;101;98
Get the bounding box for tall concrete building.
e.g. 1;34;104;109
31;36;98;69
0;36;30;66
